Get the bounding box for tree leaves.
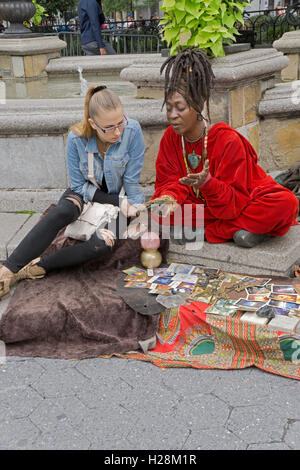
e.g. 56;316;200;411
160;0;251;57
39;0;77;18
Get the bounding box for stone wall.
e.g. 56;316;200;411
141;127;165;184
273;30;300;82
212;82;262;155
258;81;300;171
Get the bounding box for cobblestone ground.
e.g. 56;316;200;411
0;355;300;450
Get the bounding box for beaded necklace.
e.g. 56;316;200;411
181;121;208;199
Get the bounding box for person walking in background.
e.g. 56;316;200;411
0;20;5;33
78;0;116;55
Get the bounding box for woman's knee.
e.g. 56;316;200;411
285;192;299;221
50;198;81;225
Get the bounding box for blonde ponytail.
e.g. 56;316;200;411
69;85;122;138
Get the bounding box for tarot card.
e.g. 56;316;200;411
150;284;172;291
285;300;299;309
191;266;219;275
172;274;198;284
190;267;205;275
147;268;172;277
272;307;290;316
288;308;300;319
268;299;300;310
166;263;195;275
195;277;209;289
190;287;214;303
122;266;146;276
254;278;272;287
124;281;151;289
247;294;270;302
151;276;175;286
271;285;296;294
270;293;298;303
175;282;195;292
190;286;208;297
234;298;267;311
241;277;271;287
124;273;148;282
205;299;238;316
246;286;271;295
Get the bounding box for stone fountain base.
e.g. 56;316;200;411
0;35;67;80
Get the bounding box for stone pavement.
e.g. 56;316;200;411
0;353;300;450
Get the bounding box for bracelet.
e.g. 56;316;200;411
144;195;177;208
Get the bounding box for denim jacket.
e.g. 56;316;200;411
66;118;145;206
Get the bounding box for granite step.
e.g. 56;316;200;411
168;225;300;277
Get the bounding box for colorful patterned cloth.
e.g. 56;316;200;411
116;301;300;380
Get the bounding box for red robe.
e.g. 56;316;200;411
153;122;299;243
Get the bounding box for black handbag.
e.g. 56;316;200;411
275;162;300;215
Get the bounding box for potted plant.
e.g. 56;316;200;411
160;0;251;57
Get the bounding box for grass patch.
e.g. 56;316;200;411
15;211;36;216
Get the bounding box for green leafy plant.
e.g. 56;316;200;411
38;0;77;21
30;0;48;25
160;0;251;57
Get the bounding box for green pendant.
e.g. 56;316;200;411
187;150;202;170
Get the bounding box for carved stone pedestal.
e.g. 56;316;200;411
0;36;67;80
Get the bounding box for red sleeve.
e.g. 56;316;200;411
153;127;190;205
200;130;251;220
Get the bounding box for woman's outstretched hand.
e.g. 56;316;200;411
179;159;210;188
120;199;145;218
149;195;179;218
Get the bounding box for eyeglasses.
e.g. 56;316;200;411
92;115;128;134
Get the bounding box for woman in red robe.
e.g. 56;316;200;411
153;48;299;247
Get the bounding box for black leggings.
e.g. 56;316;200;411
3;189;121;274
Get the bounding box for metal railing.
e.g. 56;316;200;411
31;20;164;56
32;18;161;34
57;30;163;56
237;2;300;46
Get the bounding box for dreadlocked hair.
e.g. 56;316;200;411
161;47;215;122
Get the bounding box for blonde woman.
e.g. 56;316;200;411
0;85;145;299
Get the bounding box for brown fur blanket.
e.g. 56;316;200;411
0;221;168;360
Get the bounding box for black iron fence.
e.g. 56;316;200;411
31;19;164;56
237;2;300;46
32;18;161;34
56;30;163;56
